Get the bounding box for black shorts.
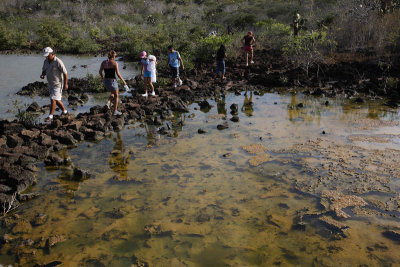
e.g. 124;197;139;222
169;66;179;78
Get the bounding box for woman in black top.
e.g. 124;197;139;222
99;50;127;116
216;45;227;81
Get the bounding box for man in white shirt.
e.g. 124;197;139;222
40;47;68;121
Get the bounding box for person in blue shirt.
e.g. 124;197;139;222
167;45;184;88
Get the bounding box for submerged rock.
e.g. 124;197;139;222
197;129;207;134
318;216;349;237
242;144;267;154
321;190;367;218
46;235;66;247
249;154;270;166
217;123;229;130
382;230;400;243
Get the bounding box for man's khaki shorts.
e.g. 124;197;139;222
50;87;62;101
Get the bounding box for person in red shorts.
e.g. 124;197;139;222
242;31;255;66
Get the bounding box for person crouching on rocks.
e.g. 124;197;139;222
216;45;227;81
242;31;255;66
40;47;68;122
140;51;156;97
99;50;127;116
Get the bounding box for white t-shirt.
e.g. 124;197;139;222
148;55;157;83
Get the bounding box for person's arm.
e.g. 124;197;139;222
178;53;184;70
40;62;46;79
141;63;144;78
59;60;68;90
115;62;126;85
63;73;68;91
99;61;104;80
252;37;255;45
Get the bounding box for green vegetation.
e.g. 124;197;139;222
12;100;40;126
0;0;399;68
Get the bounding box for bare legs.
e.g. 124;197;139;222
108;89;119;112
49;99;67;115
144;77;154;95
244;50;254;66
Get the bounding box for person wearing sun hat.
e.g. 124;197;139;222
140;51;156;97
40;47;68;122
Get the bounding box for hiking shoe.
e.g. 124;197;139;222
62;110;68;115
173;83;177;88
178;78;183;86
142;93;148;97
250;60;254;64
45;116;53;122
151;91;156;96
113;110;122;116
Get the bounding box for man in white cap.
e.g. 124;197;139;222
40;47;68;121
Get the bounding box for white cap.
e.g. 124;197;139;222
42;47;53;57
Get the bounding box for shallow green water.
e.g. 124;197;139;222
1;91;400;266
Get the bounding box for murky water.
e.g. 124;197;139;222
0;54;139;119
1;88;400;266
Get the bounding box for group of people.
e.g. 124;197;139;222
40;32;256;122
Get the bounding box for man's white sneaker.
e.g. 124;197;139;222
151;91;156;96
250;60;254;64
142;93;148;97
45;115;53;122
178;78;183;86
113;110;122;116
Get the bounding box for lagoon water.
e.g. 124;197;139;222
1;55;400;266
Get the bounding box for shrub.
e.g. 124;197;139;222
194;35;234;62
36;19;72;51
69;38;101;54
256;19;292;51
12;100;39;126
282;31;336;76
86;73;104;93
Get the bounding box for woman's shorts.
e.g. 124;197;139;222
216;60;225;75
104;79;118;91
144;71;152;78
50;87;62;101
243;45;253;52
170;66;179;78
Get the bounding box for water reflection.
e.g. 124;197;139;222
242;90;253;116
217;96;227;115
287;94;321;125
109;132;128;178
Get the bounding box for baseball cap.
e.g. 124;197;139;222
140;51;147;58
42;47;53;57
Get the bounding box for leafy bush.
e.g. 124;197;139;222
12;100;39;126
36;19;72;50
86;73;105;93
282;31;336;76
194;35;234;62
256;19;292;51
69;38;101;54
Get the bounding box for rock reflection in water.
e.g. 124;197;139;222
109;132;129;179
